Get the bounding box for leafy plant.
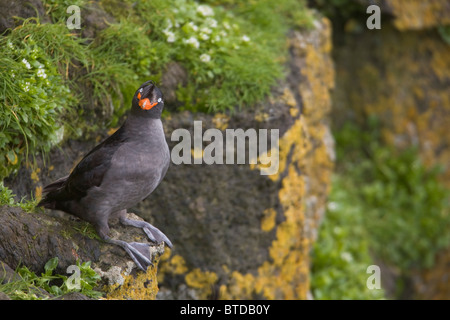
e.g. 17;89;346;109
311;175;385;300
0;18;83;179
0;181;39;213
316;118;450;299
360;145;450;270
0;257;103;300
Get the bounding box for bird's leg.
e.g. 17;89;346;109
117;211;173;249
94;218;154;271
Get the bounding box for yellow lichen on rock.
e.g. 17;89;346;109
185;268;218;299
155;17;334;300
105;263;160;300
384;0;450;30
212;113;229;130
261;208;277;232
333;25;450;186
220;18;334;300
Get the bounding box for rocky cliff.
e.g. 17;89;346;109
1;5;334;299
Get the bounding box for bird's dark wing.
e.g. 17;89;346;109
63;127;128;200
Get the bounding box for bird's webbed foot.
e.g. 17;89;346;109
105;237;154;271
119;216;173;249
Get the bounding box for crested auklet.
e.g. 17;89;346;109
38;80;172;271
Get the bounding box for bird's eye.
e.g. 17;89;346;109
157;98;162;103
139;88;143;93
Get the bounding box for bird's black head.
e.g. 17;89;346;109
131;80;164;118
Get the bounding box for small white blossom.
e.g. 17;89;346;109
327;201;339;211
200;27;212;34
242;35;250;42
184;37;200;49
197;5;214;17
7;41;14;49
340;252;353;263
188;22;198;31
22;81;30;92
165;31;176;43
205;17;218;28
200;53;211;63
22;58;31;69
199;33;209;41
223;22;231;30
37;67;47;79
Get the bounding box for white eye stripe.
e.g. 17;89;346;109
139;88;143;93
157;98;162;103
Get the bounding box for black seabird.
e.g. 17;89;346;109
38;80;172;271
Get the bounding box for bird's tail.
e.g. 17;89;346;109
37;175;68;209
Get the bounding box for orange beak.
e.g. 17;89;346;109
137;92;158;110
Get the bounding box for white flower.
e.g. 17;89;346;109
22;81;30;92
327;201;338;211
197;5;214;17
340;252;353;263
37;67;47;79
200;27;212;34
205;17;217;28
199;33;209;41
223;22;231;30
7;41;14;49
22;58;31;69
242;35;250;42
188;22;198;31
200;53;211;63
184;37;200;49
165;31;176;43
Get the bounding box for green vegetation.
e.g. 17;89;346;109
0;257;102;299
104;0;313;112
0;181;39;213
311;118;450;299
0;20;80;178
311;175;385;300
342;126;450;271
